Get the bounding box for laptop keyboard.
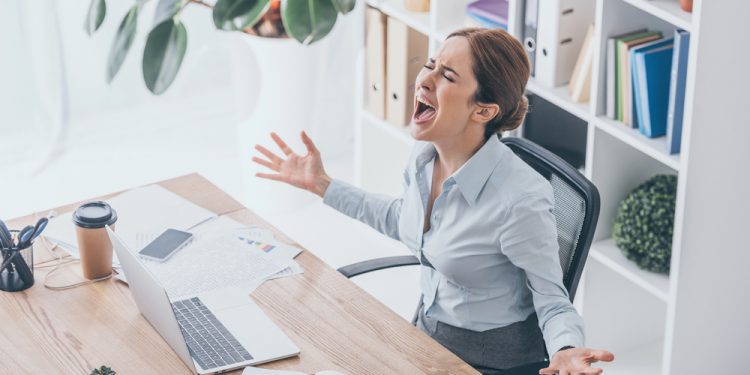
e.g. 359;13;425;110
172;297;254;370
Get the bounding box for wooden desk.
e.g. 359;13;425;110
2;174;477;374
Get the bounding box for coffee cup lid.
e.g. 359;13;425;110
72;201;118;229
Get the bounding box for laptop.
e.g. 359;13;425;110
107;226;300;374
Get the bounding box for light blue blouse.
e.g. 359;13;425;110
323;136;584;355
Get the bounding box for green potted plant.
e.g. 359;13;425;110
612;174;677;274
90;365;116;375
85;0;356;94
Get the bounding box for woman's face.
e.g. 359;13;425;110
410;36;489;143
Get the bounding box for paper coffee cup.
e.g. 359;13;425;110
72;201;118;279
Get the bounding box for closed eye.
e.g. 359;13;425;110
423;63;455;82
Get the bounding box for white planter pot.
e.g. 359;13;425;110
233;35;328;216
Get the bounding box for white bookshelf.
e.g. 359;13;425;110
621;0;692;31
526;78;591;121
593;116;681;171
589;238;670;302
599;339;664;375
355;0;750;373
368;0;431;36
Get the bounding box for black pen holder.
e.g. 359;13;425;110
0;236;34;292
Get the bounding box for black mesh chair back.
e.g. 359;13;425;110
500;137;599;301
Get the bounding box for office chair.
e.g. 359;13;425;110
337;137;601;324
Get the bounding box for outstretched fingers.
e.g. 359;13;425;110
255;144;283;165
251;156;279;172
539;348;614;375
590;350;615;362
255;172;285;182
300;131;319;155
271;132;295;156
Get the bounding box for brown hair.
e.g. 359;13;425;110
447;28;530;140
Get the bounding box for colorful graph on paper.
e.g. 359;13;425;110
238;236;276;253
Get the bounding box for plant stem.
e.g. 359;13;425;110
189;0;212;9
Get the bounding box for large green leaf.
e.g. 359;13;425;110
213;0;270;31
281;0;338;45
331;0;355;14
142;19;188;94
106;5;139;83
154;0;185;26
84;0;106;36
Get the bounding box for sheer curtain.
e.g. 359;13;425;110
1;0;69;171
0;0;247;217
0;0;358;219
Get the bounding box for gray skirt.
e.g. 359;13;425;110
416;307;548;374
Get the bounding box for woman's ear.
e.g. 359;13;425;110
471;103;501;124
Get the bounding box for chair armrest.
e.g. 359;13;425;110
337;255;420;279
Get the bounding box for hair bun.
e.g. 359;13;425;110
449;28;530;140
499;95;528;133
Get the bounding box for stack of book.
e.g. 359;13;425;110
605;28;691;155
466;0;508;30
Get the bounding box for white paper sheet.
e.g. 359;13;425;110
113;217;305;289
265;260;304;280
234;231;304;281
142;232;289;299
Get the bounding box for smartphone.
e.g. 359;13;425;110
138;228;193;262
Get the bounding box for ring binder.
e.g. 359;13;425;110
522;0;539;76
535;0;596;87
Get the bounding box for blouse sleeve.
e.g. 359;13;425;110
322;176;406;241
498;190;585;355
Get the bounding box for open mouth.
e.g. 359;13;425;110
413;96;437;123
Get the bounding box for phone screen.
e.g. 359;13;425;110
138;229;193;261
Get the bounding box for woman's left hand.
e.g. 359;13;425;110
539;347;615;375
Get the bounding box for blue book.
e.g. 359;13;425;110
633;44;674;138
630;38;673;130
666;30;690;154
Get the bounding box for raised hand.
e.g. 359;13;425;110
539;347;615;375
252;131;332;197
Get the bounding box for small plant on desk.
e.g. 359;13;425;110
90;365;116;375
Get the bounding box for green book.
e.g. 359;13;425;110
614;31;662;121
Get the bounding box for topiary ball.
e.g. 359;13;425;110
612;174;677;274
